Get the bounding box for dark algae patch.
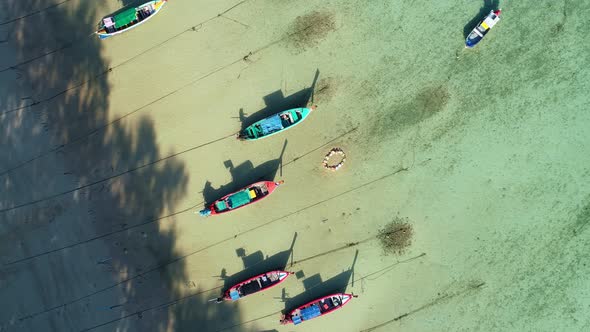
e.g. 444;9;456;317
413;85;450;116
288;10;336;51
377;217;413;255
371;85;450;139
313;76;338;103
573;196;590;236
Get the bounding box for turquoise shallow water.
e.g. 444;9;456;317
0;0;589;331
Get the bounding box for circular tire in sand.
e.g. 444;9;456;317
322;148;346;171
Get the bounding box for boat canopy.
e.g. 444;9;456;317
215;200;228;211
482;15;499;29
299;304;321;322
240;280;263;295
228;191;251;208
260;115;284;135
289;109;301;121
245;126;261;138
114;8;137;28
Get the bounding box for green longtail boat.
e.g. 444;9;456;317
237;106;315;141
96;0;167;39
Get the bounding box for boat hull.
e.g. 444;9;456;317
96;0;167;39
238;107;313;141
465;9;501;48
281;293;354;325
199;180;283;216
222;271;292;301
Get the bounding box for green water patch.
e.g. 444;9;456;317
287;10;336;52
451;0;589;115
474;191;590;328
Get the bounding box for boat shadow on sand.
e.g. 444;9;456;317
277;250;358;315
238;69;320;131
201;139;288;204
463;0;500;38
100;1;137;19
215;233;298;295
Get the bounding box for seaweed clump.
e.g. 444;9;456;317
377;217;413;255
289;11;336;50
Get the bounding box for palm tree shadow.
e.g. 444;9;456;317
463;0;500;38
0;1;231;331
238;69;320;131
201;139;288;204
279;250;359;314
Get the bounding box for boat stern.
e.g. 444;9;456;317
237;129;253;141
465;34;481;48
279;314;293;325
237;126;257;140
198;208;212;217
231;290;241;301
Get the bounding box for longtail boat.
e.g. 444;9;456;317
215;270;292;303
96;0;167;39
465;9;501;48
199;180;284;216
237;106;315;141
280;293;356;325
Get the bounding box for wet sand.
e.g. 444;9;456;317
1;0;589;331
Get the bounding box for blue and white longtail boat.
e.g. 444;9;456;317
465;9;501;48
237;106;315;141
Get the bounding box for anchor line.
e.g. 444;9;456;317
0;0;322;180
211;253;427;332
0;19;348;211
12;165;406;325
0;0;252;116
80;251;426;332
3;127;359;267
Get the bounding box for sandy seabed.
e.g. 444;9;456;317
1;0;589;331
